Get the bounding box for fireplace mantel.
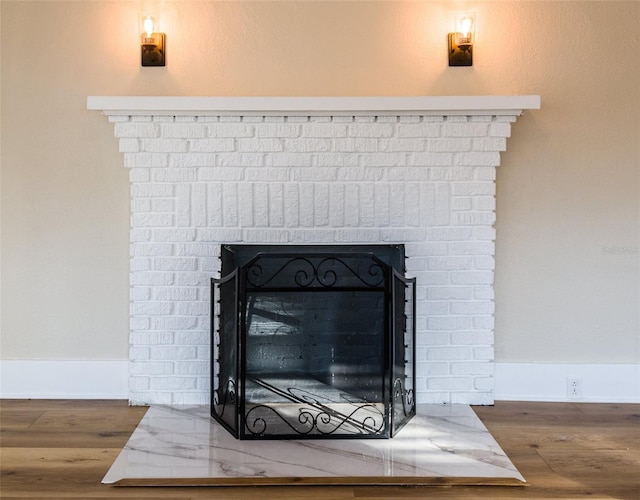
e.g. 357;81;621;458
87;95;540;117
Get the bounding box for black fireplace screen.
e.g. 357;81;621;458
211;245;416;439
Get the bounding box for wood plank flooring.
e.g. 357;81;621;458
1;400;638;499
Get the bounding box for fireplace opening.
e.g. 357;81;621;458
211;244;416;439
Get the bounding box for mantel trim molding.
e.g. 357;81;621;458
87;95;541;117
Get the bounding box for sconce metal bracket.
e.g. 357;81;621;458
448;33;473;67
141;33;165;67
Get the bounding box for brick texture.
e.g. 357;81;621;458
112;114;514;405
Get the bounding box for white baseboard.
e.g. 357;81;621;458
0;360;128;399
2;360;638;403
494;362;640;403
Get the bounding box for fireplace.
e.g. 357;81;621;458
211;244;415;439
87;95;540;407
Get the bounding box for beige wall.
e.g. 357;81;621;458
2;1;638;364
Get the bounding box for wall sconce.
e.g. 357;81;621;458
448;13;475;67
140;14;165;67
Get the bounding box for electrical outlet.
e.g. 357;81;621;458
567;378;582;399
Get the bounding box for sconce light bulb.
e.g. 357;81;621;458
459;16;473;37
143;16;155;37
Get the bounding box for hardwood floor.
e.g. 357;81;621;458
1;400;638;499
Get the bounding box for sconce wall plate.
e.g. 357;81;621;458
448;33;473;67
142;33;165;66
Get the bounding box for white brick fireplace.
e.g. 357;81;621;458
88;96;540;406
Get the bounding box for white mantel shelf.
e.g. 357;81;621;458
87;95;540;117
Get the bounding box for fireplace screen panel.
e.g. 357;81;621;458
211;245;415;439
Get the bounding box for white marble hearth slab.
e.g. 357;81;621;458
103;404;524;486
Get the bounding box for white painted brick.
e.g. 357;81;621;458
238;138;283;152
171;153;217;168
489;122;512;137
142;139;188;153
443;123;488;137
175;116;196;123
130;286;151;300
348;123;394;138
130;362;173;375
452;181;495;196
358;183;375;226
427;286;473;300
474;316;495;329
244;229;289;242
427;317;471;331
474;286;495;299
244;167;289;182
151;377;198;391
453;211;496;226
208;123;254;137
131;183;174;198
397;123;441;138
114;122;160;138
454;152;501;167
130;258;151;271
474;227;497;241
119;138;139;153
131;213;173;227
197;167;244;182
216;153;263;168
222;183;238;226
130;272;174;286
155;257;198;271
389;184;405;226
474;346;495;361
289;229;335;242
473;196;496;210
196;228;242;242
316;153;359;168
427;377;473;390
292;167;337;182
427;257;473;270
386;167;429;182
359;153;406;167
284;138;331;152
374;183;390;226
153;287;198;301
428;138;472;152
267;152;313;167
130;331;174;345
129;317;150;330
474;377;495;391
129;347;150;360
268;183;285;227
314;184;330;226
299;184;314;227
190;138;235;152
451;330;493;345
130;229;152;242
450;301;495;315
152;316;198;330
175;361;210;376
177;302;209;316
451;392;493;405
128;377;150;391
334;138;378;153
191;184;207;227
301;123;348;137
344;184;359;227
473;138;507;152
428;227;473;241
474;256;496;270
329;184;345;227
108;115;130;123
162;124;207;138
253;183;269;227
449;241;495;255
154;228;196;242
151;199;174;213
284;184;300;227
450;271;494;285
380;228;426;242
255;123;300;137
337;166;385;181
334;229;379;242
152;168;197;183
